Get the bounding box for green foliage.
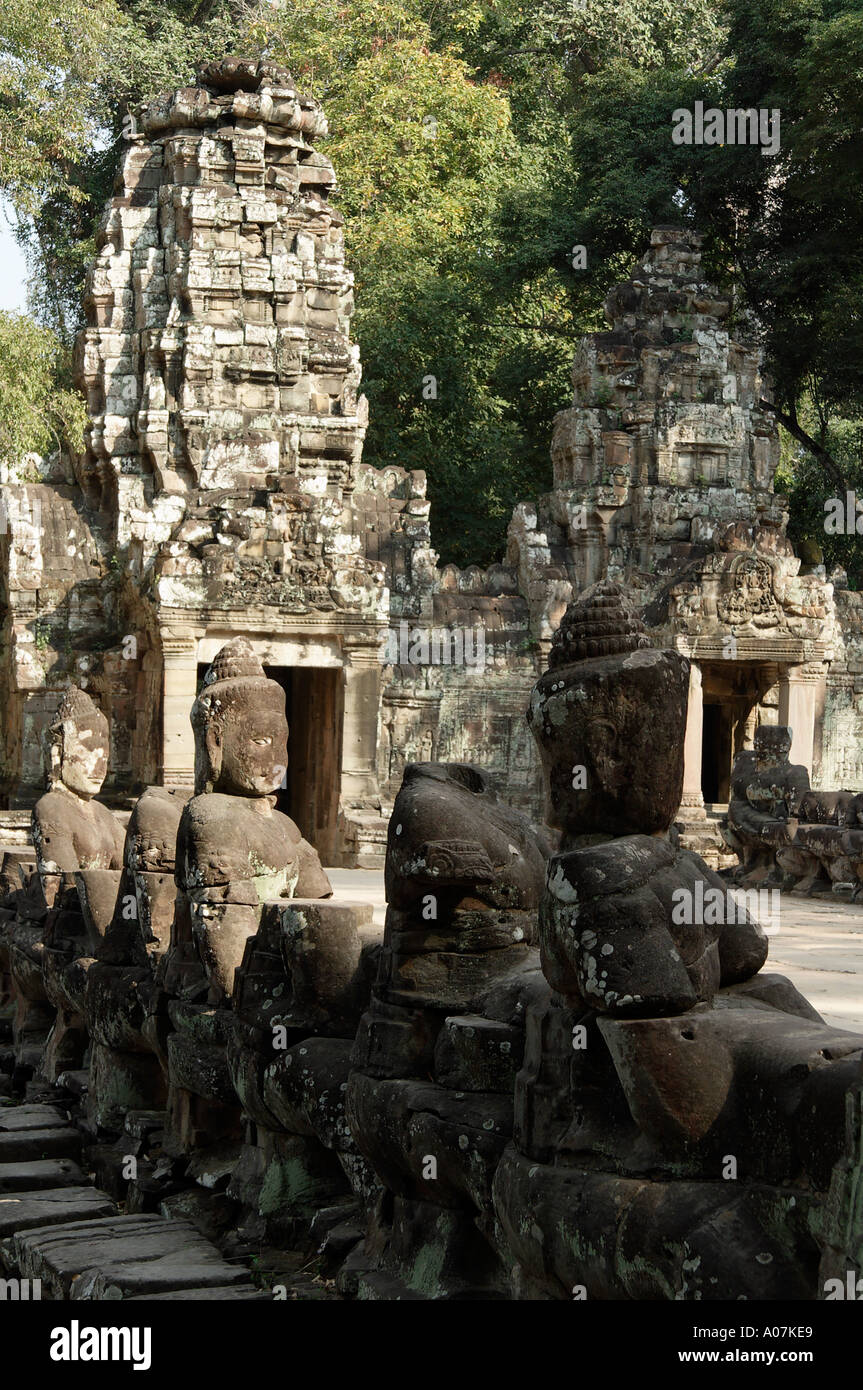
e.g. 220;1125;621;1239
0;311;86;463
776;413;863;589
713;0;863;428
0;0;117;216
242;1;569;562
2;0;862;568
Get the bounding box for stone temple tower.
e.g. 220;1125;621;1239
0;53;542;855
67;55;432;861
507;227;838;857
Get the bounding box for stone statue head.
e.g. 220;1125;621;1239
754;724;792;769
45;686;110;799
528;581;690;840
191;638;288;797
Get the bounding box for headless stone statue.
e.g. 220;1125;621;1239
493;582;863;1300
746;726;810;819
177;638;331;1005
84;786;191;1130
346;761;549;1297
527;581;767;1011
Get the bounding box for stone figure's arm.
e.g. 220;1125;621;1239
294;837;333;899
31;806;81;875
278;814;332;898
187;877;261;1003
109;811;126;869
390;839;497;889
31;801;85;910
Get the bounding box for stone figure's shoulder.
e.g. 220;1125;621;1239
32;789;78;834
273;811;304;847
90;796;125;841
173;795;244;834
31;790;89;871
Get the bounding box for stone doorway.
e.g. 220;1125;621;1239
698;660;774;808
701;702;733;803
196;663;344;864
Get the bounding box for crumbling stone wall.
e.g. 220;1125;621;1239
0;461;118;805
378;561;541;815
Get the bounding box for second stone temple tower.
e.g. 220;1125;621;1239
506;227;845;857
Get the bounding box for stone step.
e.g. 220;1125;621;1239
0;1158;86;1192
0;1127;82;1163
12;1214;252;1299
0;1187;115;1237
0;1104;69;1132
124;1110;166;1141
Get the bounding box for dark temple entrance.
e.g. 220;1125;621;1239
197;662;344;863
700;703;732;803
698;660;778;808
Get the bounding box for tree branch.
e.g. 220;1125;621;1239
694;48;724;78
759;398;847;493
190;0;219;28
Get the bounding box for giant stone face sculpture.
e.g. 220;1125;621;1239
527;582;767;1014
32;687;124;891
527;580;689;840
177;638;331;1004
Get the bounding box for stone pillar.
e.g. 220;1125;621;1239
680;661;706;818
159;635;198;787
778;665;822;776
340;645;382;805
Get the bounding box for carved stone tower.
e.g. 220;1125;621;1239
70;56;432;861
507;227;837;858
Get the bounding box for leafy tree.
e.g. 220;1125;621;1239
11;0;254;339
0;312;86;464
461;0;863;557
233;0;567;562
3;0;861;568
777;413;863;589
715;0;863;494
0;0;117;216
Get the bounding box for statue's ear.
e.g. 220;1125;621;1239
194;720;222;794
206;725;222;786
45;731;63;789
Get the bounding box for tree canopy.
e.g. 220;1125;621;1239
0;0;861;572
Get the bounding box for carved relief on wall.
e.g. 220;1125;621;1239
717;554;780;628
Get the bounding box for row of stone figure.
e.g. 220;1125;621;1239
1;584;862;1298
725;725;863;896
